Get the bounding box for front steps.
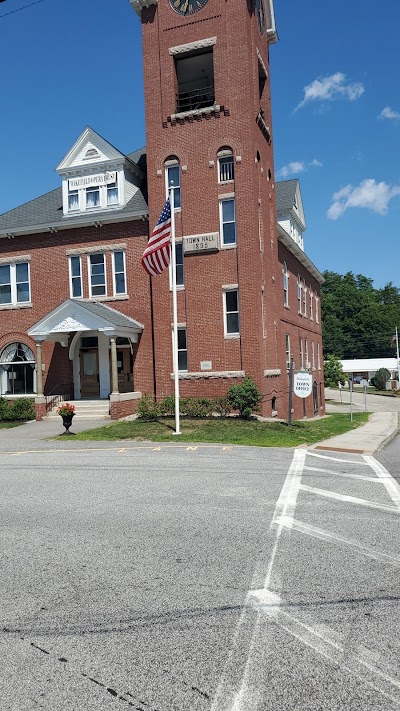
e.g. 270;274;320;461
48;399;110;419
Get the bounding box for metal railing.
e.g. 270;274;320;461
176;84;215;113
45;383;74;413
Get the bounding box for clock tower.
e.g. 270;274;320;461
129;0;294;416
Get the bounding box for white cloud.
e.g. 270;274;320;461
379;106;400;120
327;179;400;220
276;159;322;178
295;72;365;111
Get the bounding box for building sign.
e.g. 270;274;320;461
183;232;219;254
68;171;116;190
293;372;312;398
200;361;212;371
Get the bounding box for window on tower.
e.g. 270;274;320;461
175;48;215;114
258;59;267;99
218;148;234;183
165;159;181;210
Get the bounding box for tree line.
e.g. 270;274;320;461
321;271;400;358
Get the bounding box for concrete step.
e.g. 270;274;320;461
48;400;110;419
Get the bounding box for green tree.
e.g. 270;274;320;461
227;376;262;419
371;368;390;391
323;354;347;388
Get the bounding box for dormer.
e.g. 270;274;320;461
56;127;144;217
276;179;306;251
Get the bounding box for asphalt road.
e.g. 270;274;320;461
325;386;400;413
1;442;400;710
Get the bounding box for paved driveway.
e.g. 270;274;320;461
325;386;400;413
1;442;400;709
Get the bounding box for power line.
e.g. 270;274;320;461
0;0;46;19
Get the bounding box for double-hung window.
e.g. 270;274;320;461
305;339;309;369
107;178;119;206
297;278;302;313
223;288;240;336
113;251;126;295
220;198;236;246
0;262;30;305
309;289;314;320
299;337;304;369
283;262;289;307
166;163;181;210
69;256;82;298
88;254;106;297
311;341;315;370
317;342;321;370
315;297;319;324
68;190;79;211
302;281;307;316
177;328;188;371
86;186;100;209
285;334;291;371
175;243;184;287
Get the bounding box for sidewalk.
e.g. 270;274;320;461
308;411;399;455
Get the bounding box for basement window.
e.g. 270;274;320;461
175;48;215;114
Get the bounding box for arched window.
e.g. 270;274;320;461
217;147;234;183
0;342;35;395
283;261;289;307
165;156;181;210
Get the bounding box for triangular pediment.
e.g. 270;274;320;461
56;127;125;174
28;300;143;339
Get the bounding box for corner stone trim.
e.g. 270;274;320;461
66;243;127;256
171;370;245;380
264;369;281;377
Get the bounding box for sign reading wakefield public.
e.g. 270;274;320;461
68;172;116;190
183;232;219;254
293;372;313;398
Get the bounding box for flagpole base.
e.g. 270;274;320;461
173;430;181;436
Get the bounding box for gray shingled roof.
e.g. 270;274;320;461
78;300;144;330
276;180;298;214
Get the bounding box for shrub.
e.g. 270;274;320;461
227;376;262;419
158;396;175;416
213;396;232;417
137;394;160;419
0;397;35;422
180;397;213;417
372;368;390;391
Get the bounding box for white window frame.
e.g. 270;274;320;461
305;339;309;369
112;250;127;296
285;333;291;371
0;261;31;306
261;287;266;339
177;327;188;372
107;176;119;206
309;289;314;320
223;287;240;338
69;255;83;299
68;189;79;212
219;197;237;247
218;153;234;183
299;337;304;369
315;296;320;324
317;342;321;370
283;262;289;307
311;341;315;370
88;253;107;298
165;162;181;211
169;241;184;290
85;185;101;209
297;277;302;314
302;281;307;317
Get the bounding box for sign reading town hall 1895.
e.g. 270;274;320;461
183;232;219;254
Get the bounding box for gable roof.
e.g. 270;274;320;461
276;180;298;213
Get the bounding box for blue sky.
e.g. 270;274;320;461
0;0;399;288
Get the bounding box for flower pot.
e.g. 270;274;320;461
61;413;75;435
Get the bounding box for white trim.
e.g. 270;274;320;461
219;197;237;248
112;249;127;297
223;288;240;338
88;252;107;299
169;36;217;55
68;255;83;299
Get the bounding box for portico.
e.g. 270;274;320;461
28;299;144;419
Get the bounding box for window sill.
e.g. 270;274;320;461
0;302;32;310
220;243;237;250
84;295;129;303
224;333;240;340
169;285;185;292
171;104;220;121
284;304;290;310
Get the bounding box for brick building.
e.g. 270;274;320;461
0;0;324;420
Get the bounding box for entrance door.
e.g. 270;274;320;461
116;348;134;393
80;348;100;398
313;380;318;416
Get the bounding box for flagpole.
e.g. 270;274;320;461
169;184;181;435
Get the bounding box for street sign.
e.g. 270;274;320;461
293;372;312;398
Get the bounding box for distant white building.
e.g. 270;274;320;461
341;358;399;383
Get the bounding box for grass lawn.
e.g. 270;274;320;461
0;422;26;429
66;412;370;448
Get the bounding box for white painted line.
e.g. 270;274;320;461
211;449;307;711
364;456;400;511
256;604;400;707
276;515;400;566
306;451;368;466
300;484;400;515
304;464;383;483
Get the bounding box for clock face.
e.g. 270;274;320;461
170;0;208;15
256;0;265;34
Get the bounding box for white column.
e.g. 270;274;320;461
110;338;119;395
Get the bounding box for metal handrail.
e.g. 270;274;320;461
176;84;215;113
45;382;74;412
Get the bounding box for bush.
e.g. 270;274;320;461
137;394;234;419
137;394;160;420
227;376;262;419
0;397;35;422
372;368;390;391
213;396;232;417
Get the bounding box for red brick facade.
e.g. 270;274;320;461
0;0;324;421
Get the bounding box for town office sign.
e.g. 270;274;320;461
68;172;116;190
183;232;219;254
293;372;313;398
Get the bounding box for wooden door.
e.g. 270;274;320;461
80;349;100;398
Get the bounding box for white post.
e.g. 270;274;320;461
350;378;353;422
170;184;181;435
396;327;400;385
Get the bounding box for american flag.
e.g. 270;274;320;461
142;198;172;276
